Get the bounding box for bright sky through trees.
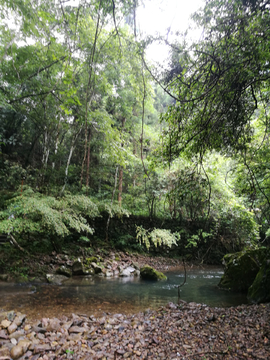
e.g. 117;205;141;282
137;0;204;62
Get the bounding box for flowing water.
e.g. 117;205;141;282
0;267;247;320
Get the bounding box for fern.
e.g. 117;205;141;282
136;226;180;250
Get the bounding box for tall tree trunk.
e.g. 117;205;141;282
52;122;60;170
118;117;126;206
80;1;101;188
61;124;82;195
86;128;91;190
118;166;123;207
42;128;50;168
105;166;119;241
140;66;148;178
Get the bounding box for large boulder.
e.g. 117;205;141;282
72;259;94;276
140;265;167;281
72;259;85;275
248;260;270;303
218;248;268;292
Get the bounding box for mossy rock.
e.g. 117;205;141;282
218;248;268;292
86;256;99;264
140;265;167;281
56;266;72;278
248;260;270;303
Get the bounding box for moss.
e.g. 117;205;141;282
56;266;72;277
86;256;99;264
218;249;268;292
248;260;270;303
140;265;167;281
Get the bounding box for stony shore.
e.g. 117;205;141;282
1;253;269;359
0;301;270;360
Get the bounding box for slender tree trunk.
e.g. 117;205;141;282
61;125;82;195
118;166;123;207
80;2;101;188
118;118;126;206
140;66;148;178
105;166;119;241
86;128;91;189
52;123;60;170
42;128;50;168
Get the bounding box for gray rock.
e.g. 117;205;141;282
56;265;72;277
131;262;140;270
91;262;103;274
0;311;15;322
14;313;26;327
119;268;134;277
72;259;85;275
105;271;113;277
46;274;69;285
46;318;60;332
10;339;31;359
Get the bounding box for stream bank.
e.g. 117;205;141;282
0;302;269;360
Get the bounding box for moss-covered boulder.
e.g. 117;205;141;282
218;249;267;292
56;266;72;278
72;259;94;276
248;260;270;303
140;265;167;281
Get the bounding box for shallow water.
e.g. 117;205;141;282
0;267;247;320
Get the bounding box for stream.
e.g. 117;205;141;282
0;267;247;320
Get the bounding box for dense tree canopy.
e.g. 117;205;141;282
161;0;270;158
0;0;269;261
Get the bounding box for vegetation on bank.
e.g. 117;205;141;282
0;0;270;279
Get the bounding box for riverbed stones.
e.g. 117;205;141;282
1;320;11;329
0;345;10;357
13;313;26;327
0;311;14;322
10;339;31;359
0;303;269;359
7;322;18;334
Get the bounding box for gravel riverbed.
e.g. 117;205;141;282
0;301;270;360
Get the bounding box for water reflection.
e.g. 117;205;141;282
0;267;247;320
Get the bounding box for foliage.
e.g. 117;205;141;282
97;202;130;219
0;187;99;239
0;0;267;259
161;0;270;159
136;225;180;250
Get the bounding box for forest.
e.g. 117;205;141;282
1;1;270;359
0;0;270;266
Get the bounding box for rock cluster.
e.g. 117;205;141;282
0;302;270;359
44;255;166;285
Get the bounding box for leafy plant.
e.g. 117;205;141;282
136;226;180;250
0;187;100;244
